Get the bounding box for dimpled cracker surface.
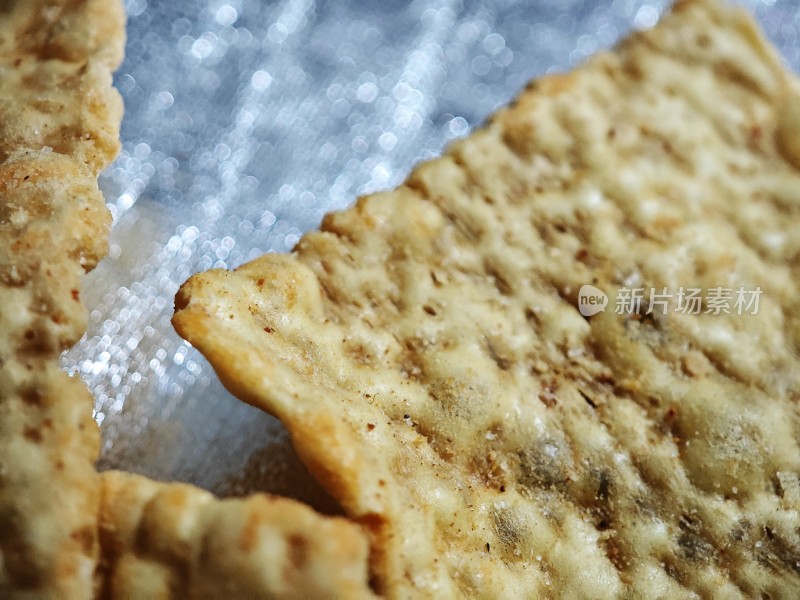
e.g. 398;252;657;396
0;0;124;597
174;0;800;597
97;470;374;599
0;0;124;174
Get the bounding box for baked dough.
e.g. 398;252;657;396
98;470;374;599
0;1;124;596
174;0;800;596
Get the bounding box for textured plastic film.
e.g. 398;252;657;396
61;0;800;503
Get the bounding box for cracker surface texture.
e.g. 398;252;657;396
175;0;800;596
97;470;375;599
0;1;124;597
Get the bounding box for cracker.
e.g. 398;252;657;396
0;0;125;173
0;1;124;596
174;0;800;596
97;470;374;598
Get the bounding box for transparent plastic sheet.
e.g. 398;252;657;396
61;0;800;508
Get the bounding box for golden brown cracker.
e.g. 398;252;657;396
0;0;125;173
174;0;800;596
0;1;124;596
98;470;374;599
